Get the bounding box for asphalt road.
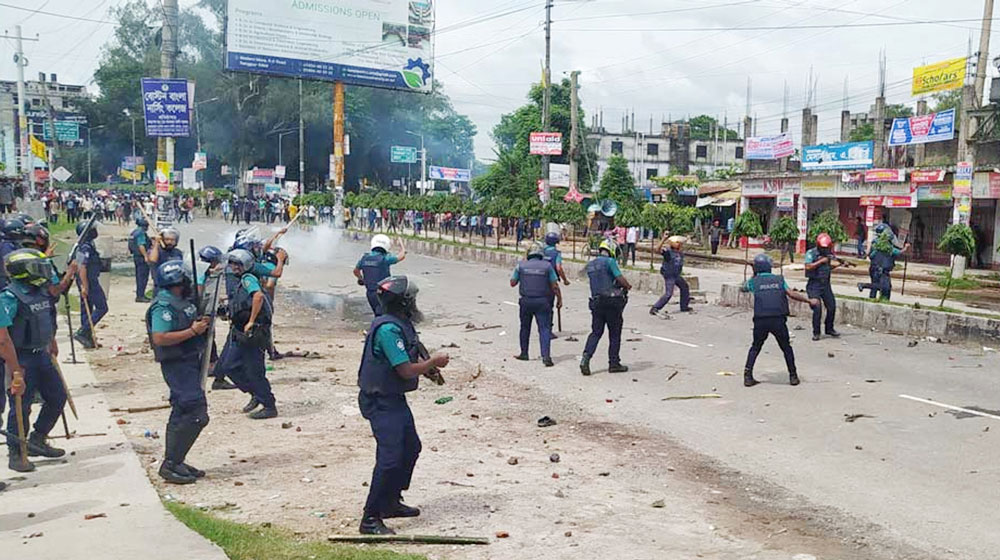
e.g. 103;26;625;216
180;218;999;559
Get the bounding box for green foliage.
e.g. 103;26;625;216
807;210;848;243
769;216;799;244
937;224;976;258
934;270;981;290
871;231;894;254
931;89;962;114
650;175;699;204
614;203;642;228
849;123;875;142
688;115;740;140
732;211;763;239
885;103;914;118
597;155;639;206
543;200;586;225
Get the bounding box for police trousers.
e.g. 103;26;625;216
806;279;836;335
584;296;626;365
652;273;690;312
365;289;383;317
745;316;797;374
219;333;275;408
518;296;552;359
359;392;421;517
861;267;892;301
5;351;65;449
134;257;150;299
79;280;108;335
161;357;209;430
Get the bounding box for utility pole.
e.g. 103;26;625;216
333;81;346;226
569;70;580;193
157;0;179;229
13;26;37;194
974;0;995;104
541;0;553;202
298;79;305;191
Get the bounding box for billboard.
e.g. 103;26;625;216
549;163;570;187
864;169;905;183
801;141;873;171
224;0;435;93
744;132;794;160
888;108;955;146
391;145;418;164
530;132;562;156
42;121;81;143
141;78;192;137
912;57;966;96
428;165;470;182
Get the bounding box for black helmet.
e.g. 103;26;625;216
75;221;98;241
22;224;50;251
14;213;35;225
2;218;25;240
5;248;53;287
752;253;773;274
198;245;223;264
376;275;421;320
136;217;149;228
155;259;190;288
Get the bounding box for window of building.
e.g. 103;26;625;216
647;143;659;156
695;145;707;158
31;98;40;106
735;146;744;159
646;168;658;180
611;141;623;155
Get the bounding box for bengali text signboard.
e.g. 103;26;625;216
744;132;794;160
864;169;905;183
801;141;873;171
529;132;563;156
888;109;955;146
141;78;192;137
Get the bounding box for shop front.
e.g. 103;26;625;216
970;172;1000;269
740;176;804;248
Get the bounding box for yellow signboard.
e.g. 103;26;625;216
29;135;47;160
912;57;966;96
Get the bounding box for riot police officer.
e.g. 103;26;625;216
542;232;570;286
196;246;235;391
225;249;277;420
581;239;632;376
129;217;153;302
803;233;846;341
74;221;107;350
858;224;909;301
650;234;693;316
357;275;450;535
147;227;184;288
2;249;66;472
742;254;819;387
354;234;406;316
146;260;211;484
0;218;26;290
511;243;562;367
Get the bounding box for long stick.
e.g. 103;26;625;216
901;254;909;296
61;411;71;439
50;355;78;419
0;427;50;455
13;393;28;467
557;307;562;332
63;290;78;364
327;534;489;545
81;292;98;347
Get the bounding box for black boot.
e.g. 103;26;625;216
744;371;759;387
211;378;237;391
0;481;6;491
542;357;554;367
28;432;65;458
74;330;95;349
382;502;420;519
269;347;284;361
241;396;260;413
8;446;35;472
608;363;629;373
171;423;206;479
249;406;277;420
359;516;395;535
158;460;196;484
580;355;591;376
789;372;801;386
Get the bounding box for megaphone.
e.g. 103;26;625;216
601;200;619;217
587;202;602;214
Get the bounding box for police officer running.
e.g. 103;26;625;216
73;222;108;350
357;275;450;535
225;249;277;419
511;243;562;367
2;249;66;472
803;232;846;341
742;254;819;387
129;217;153;302
146;227;184;289
858;224;909;301
355;234;407;316
581;239;632;376
146;260;212;483
650;234;693;316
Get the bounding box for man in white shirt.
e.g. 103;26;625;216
625;226;639;266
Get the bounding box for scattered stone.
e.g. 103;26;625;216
827;352;835;358
598;471;610;477
537;416;557;428
549;453;560;463
554;489;565;498
864;379;882;383
495;531;510;539
551;473;560;479
312;463;327;468
234;481;244;486
854;445;863;451
27;513;35;518
843;413;873;423
651;499;666;508
84;513;107;520
116;418;128;425
119;503;129;507
564;336;579;342
296;427;302;432
281;422;294;429
564;531;573;537
850;393;861;398
507;457;518;466
467;394;477;401
907;340;919;348
325;367;339;373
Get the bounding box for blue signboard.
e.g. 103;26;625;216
801;141;874;171
141;78;191;137
888;108;955;146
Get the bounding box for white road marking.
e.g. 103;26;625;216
503;301;518;307
899;394;1000;421
645;334;699;348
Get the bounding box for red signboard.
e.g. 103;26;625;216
910;169;946;183
884;195;916;208
529;132;563;156
860;196;883;206
864;168;906;183
990;173;1000;198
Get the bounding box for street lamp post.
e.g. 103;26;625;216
194;97;220;152
404;130;425;196
86;124;106;185
124;109;139;186
277;130;296;166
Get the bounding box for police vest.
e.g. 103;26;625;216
359;252;391;291
517;259;553;298
661;249;684;278
587;257;623;298
154;247;184;273
80;241;103;283
870;250;894;272
5;282;56;351
805;249;832;282
542;245;560;264
357;314;420;395
230;274;271;330
128;228;150;257
750;274;789;318
145;290;201;363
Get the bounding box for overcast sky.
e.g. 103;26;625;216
1;0;995;160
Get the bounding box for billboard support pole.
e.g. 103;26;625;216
156;0;179;230
333;81;345;189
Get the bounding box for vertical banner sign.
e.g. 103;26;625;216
796;195;808;253
224;0;435;94
954;161;973;196
529;132;563;156
912;57;967;96
155;161;172;194
141;78;192;137
888;108;956;146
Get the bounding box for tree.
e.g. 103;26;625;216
849;123;875;142
885;104;913;118
931;90;962;114
769;216;799;271
732;211;763;281
937;224;976;308
688;115;740;141
807;210;848;244
597;155;639;207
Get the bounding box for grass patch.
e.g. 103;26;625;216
838;293;1000;321
164;502;425;560
934;270;981;290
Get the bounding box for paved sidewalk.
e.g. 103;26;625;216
0;332;226;560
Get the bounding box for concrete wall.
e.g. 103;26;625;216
720;283;1000;345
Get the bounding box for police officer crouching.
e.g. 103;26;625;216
146;260;211;484
357;276;450;535
2;249;66;472
581;239;632;376
512;243;561;367
742;254;819;387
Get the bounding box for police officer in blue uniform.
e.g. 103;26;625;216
195;246;236;391
650;234;693;316
0;218;26;290
858;224;909;301
129;217;153;302
146;227;184;289
225;249;277;419
581;239;632;376
742;254;819;388
2;249;66;472
542;232;570;286
147;260;212;484
512;243;562;367
803;232;846;341
355;234;406;316
74;222;108;350
357;275;450;535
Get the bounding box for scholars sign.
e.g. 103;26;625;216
912;57;966;96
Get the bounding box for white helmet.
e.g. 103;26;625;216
371;234;392;252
